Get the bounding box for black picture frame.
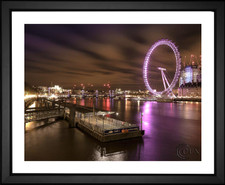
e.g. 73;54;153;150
1;1;224;184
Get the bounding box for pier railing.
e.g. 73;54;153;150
76;113;139;135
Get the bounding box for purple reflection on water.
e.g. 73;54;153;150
95;98;98;108
141;101;153;135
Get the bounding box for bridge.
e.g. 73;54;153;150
25;97;37;109
25;108;64;123
25;97;66;126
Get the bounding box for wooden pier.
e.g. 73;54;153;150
64;105;144;142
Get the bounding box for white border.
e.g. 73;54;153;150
12;11;214;174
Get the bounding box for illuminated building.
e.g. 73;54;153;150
62;89;72;96
115;88;123;95
178;65;201;97
109;90;115;98
48;85;63;95
38;86;48;94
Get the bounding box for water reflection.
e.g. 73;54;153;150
25;98;201;161
95;98;98;108
93;138;144;161
26;118;56;131
79;99;85;106
111;98;114;108
141;102;153;135
137;100;140;111
102;98;111;111
73;98;76;104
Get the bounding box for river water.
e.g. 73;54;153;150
25;98;201;161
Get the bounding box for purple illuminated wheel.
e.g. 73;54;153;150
143;39;181;95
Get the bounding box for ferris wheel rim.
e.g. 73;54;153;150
143;39;181;95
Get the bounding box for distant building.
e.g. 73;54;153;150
115;88;123;95
62;89;72;96
38;86;48;93
48;85;62;95
178;65;201;97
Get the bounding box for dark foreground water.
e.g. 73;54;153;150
25;98;201;161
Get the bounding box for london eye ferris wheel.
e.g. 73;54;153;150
143;39;181;97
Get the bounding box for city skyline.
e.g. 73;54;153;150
25;24;201;90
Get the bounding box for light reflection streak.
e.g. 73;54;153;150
73;98;76;104
111;98;114;108
95;98;98;108
124;99;131;121
106;98;110;111
137;100;140;111
80;99;85;106
125;98;128;111
141;101;153;135
101;98;111;111
170;103;173;109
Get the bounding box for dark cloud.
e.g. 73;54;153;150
25;24;201;90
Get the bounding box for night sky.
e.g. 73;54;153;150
25;24;201;90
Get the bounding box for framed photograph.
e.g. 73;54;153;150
1;1;224;184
